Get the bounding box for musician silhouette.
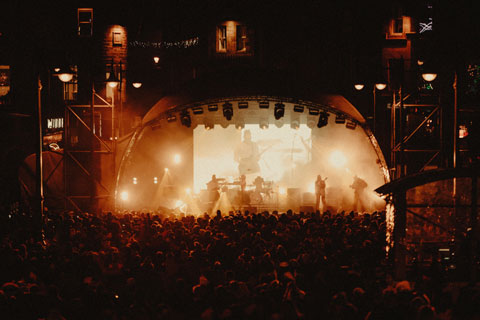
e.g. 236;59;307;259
315;175;327;211
234;130;260;175
350;175;368;212
207;174;220;202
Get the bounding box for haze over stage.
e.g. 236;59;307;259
117;98;388;214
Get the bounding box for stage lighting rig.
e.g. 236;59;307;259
317;112;329;128
294;105;304;113
274;103;285;120
180;110;191;127
223;102;233;120
335;114;345;124
259;101;269;109
238;101;248;109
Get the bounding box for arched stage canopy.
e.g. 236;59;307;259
117;73;390;214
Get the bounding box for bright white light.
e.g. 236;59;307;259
279;187;287;195
329;150;347;168
153;56;160;64
165;168;169;172
417;60;424;66
108;80;119;88
120;191;128;201
132;177;138;184
185;188;191;195
153;177;158;184
422;73;437;82
58;73;73;83
174;154;181;164
132;82;142;88
354;84;365;91
54;67;61;72
375;83;387;91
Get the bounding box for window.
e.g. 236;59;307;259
236;25;247;51
218;26;227;51
78;8;93;37
0;65;10;98
394;17;403;34
113;31;122;46
63;65;78;101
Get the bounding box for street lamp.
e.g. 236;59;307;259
106;59;120;88
354;82;387;134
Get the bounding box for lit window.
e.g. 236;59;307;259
78;8;93;37
0;65;10;98
236;25;247;51
113;31;122;46
393;17;403;34
218;26;227;52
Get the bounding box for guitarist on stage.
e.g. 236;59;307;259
234;130;261;175
315;175;327;211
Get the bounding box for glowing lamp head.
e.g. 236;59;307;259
132;82;142;88
354;84;365;91
375;83;387;91
329;150;347;168
422;73;437;82
153;56;160;64
120;191;128;201
153;177;158;184
132;177;138;184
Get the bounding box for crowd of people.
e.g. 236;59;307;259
0;208;479;319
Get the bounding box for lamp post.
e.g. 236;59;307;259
354;82;387;134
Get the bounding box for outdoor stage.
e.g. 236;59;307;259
116;94;390;215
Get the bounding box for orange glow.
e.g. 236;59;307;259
354;84;365;91
120;191;128;201
174;154;181;164
329;150;347;168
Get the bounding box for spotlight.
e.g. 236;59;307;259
153;56;160;64
308;107;320;116
165;168;169;172
293;105;304;113
259;101;269;109
205;122;214;130
235;121;245;130
192;106;203;115
279;187;286;195
290;120;300;130
180;110;191;127
238;101;248;109
132;177;138;185
223;102;233;120
274;103;285;120
208;104;218;112
167;114;176;122
317;112;329;128
120;191;129;201
174;154;181;164
154;177;158;184
346;121;357;130
335;114;345;124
